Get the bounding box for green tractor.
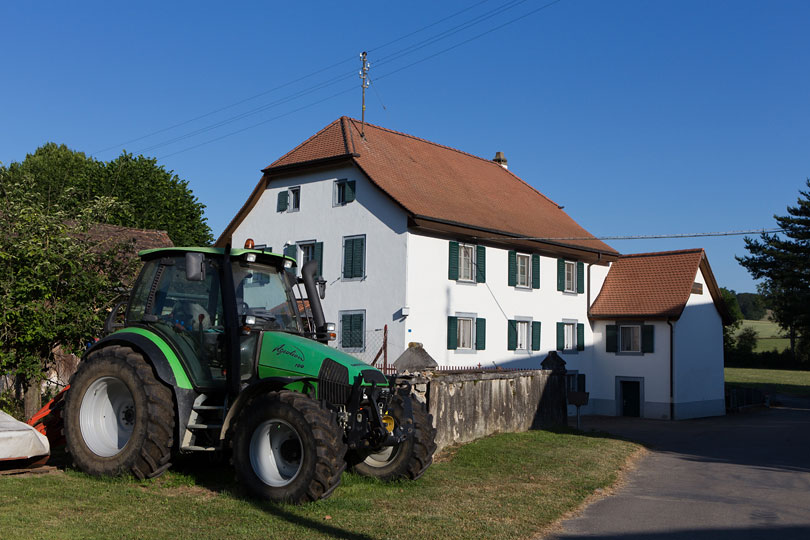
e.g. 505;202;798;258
63;244;436;503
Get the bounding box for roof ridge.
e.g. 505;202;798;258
267;117;347;168
619;248;704;259
345;117;564;208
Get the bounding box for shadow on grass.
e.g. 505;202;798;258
168;454;374;540
727;382;810;399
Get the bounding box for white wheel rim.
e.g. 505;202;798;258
250;419;303;487
79;376;136;457
364;445;399;468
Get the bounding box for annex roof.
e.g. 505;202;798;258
218;117;617;259
589;249;731;323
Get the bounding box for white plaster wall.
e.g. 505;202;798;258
590;320;673;419
231;165;410;361
673;267;725;416
404;233;606;372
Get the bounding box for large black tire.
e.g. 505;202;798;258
64;345;175;479
232;390;347;504
350;393;437;481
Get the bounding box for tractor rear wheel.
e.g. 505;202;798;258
232;390;346;503
64;345;175;479
350;393;437;481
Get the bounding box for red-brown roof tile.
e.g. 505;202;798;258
590;249;728;321
220;117;616;256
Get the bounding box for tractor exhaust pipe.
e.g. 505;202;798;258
300;260;328;343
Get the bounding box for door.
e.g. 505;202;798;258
621;380;641;417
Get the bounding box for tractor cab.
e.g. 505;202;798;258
122;247;311;391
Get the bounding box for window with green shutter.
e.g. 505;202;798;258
508;251;517;287
557;259;566;291
577;262;585;294
556;322;565;351
334;179;356;205
606;325;618;353
340;311;364;349
577;323;585;351
447;316;458;350
557;321;581;351
342;235;365;279
298;241;323;278
507;320;518;351
448;242;459;280
642;325;654;353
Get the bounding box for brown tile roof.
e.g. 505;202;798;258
219;117;617;257
589;249;730;323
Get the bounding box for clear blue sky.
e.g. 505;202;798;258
2;0;808;294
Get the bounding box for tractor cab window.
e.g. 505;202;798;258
128;255;229;389
232;261;301;334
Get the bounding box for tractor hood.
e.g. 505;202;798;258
257;331;386;386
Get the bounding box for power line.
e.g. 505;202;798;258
93;0;502;156
149;0;568;159
471;229;786;242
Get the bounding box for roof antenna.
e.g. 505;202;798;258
359;51;370;139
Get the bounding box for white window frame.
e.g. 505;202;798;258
339;309;365;352
516;253;531;288
458;244;475;282
457;316;474;350
287;186;300;212
563;322;576;351
515;320;529;350
620;324;641;353
564;261;577;293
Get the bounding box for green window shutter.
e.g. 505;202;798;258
642;325;655;353
476;245;486;283
577;323;585;351
448;241;459;280
314;242;323;278
352;237;365;278
556;322;565;351
507;320;517;351
350;314;363;348
447;316;458;350
577;262;585;294
531;321;541;351
557;259;565;291
475;318;486;350
283;244;297;260
606;325;618;353
531;254;540;289
342;238;353;279
341;314;352;347
277;190;288;212
508;250;517;287
345;180;356;203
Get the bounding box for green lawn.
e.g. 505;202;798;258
735;319;790;353
725;367;810;399
0;429;639;540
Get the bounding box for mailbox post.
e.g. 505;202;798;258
568;391;590;430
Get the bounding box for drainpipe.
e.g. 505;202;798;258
667;319;675;420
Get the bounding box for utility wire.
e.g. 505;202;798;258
93;0;500;156
149;0;568;159
470;229;786;242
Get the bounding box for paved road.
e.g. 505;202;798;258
550;396;810;539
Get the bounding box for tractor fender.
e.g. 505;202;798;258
220;377;316;442
83;331;194;449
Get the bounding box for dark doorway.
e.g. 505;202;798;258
621;380;641;417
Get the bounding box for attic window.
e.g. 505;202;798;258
691;282;703;295
334;179;356;206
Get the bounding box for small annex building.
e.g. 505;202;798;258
589;249;731;419
217;116;728;420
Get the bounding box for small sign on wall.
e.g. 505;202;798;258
691;282;703;295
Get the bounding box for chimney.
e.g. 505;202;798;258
493;151;508;169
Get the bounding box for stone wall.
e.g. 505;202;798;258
423;369;567;454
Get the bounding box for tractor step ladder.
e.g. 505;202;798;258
180;394;227;452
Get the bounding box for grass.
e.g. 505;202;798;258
735;319;790;353
0;429;639;540
725;367;810;399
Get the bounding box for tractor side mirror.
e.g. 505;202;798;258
185;253;205;281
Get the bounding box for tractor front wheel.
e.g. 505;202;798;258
232;390;346;503
64;345;175;479
350;393;437;481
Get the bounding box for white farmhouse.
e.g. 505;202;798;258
218;117;729;420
